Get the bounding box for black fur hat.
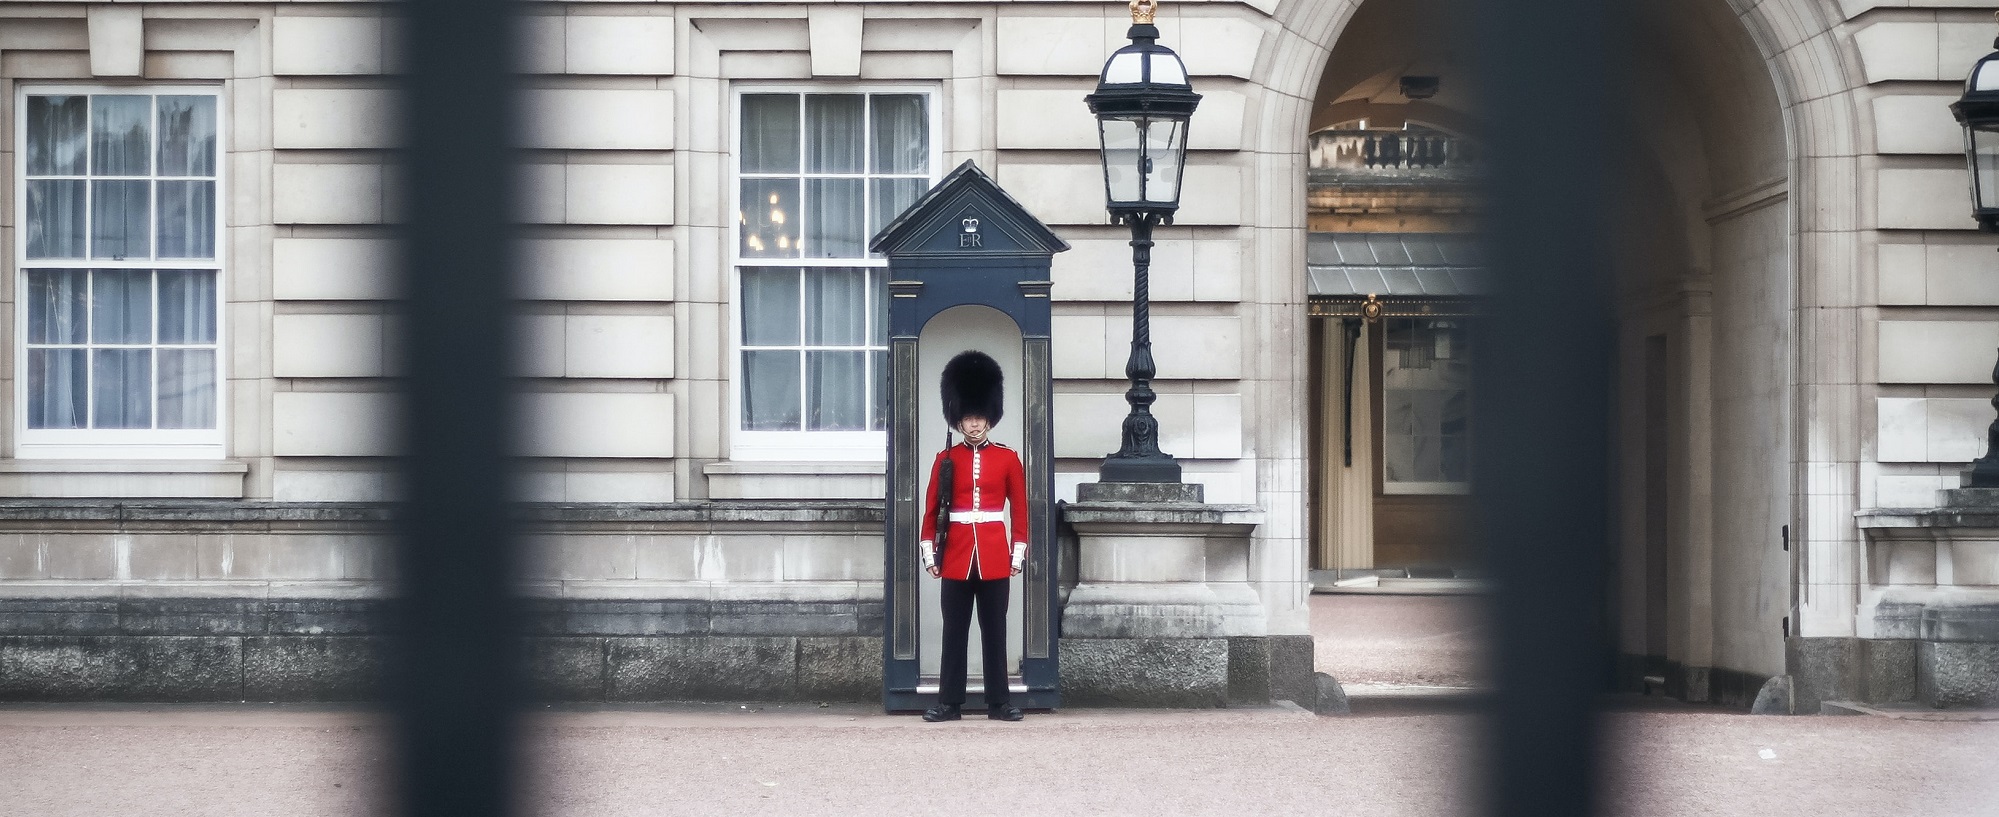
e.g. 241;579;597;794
941;350;1004;428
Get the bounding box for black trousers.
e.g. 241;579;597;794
938;573;1011;707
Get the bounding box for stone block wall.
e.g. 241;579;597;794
0;0;1310;650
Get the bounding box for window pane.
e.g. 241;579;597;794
25;180;86;259
741;268;801;346
870;94;929;174
804;178;865;258
158;349;218;429
1382;318;1472;486
740;179;800;258
804;95;864;174
873;272;889;346
744;350;803;430
92;348;153;429
157;96;217;177
158;270;218;344
92;269;153;344
91;95;152;176
26;96;87;176
1441;394;1470;482
805;268;867;346
741;94;801;173
872;349;888;431
156;181;216;259
25;270;87;345
869;178;927;245
1383;390;1418;482
27;349;87;429
92;180;152;259
806;350;867;431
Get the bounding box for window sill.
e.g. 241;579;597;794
704;461;886;500
0;460;249;499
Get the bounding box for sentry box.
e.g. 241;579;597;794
870;161;1069;713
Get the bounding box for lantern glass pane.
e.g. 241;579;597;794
1149;54;1188;85
1104;51;1145;84
1973;126;1999;213
1977;60;1999;92
1100;117;1144;204
1143;117;1187;205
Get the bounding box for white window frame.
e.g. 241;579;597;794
13;84;228;460
728;84;941;462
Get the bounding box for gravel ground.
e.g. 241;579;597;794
2;703;1996;817
3;595;1994;816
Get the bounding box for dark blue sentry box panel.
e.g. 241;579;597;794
872;160;1069;713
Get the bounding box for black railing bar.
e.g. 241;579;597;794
1472;0;1619;815
389;0;527;815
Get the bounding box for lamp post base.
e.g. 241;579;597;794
1963;458;1999;489
1077;479;1202;503
1097;455;1184;486
1967;347;1999;488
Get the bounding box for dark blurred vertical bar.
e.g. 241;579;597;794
390;0;524;814
1472;0;1618;815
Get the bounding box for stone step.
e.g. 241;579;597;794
1313;574;1493;595
1820;700;1999;721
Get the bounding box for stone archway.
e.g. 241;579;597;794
1237;0;1864;705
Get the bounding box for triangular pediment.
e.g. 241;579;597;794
868;160;1071;259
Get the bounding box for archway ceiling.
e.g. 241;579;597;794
1309;0;1784;195
1320;62;1476;133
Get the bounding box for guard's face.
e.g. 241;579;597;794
957;415;991;443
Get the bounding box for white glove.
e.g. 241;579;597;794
920;542;937;574
1010;543;1027;574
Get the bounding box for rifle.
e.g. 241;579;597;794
932;429;953;570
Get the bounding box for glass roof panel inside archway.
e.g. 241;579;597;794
1306;232;1484;297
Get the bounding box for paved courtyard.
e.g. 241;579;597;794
1311;592;1491;689
1;595;1994;817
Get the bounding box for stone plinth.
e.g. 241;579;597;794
1060;487;1309;707
1854;487;1999;709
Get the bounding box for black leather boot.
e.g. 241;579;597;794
922;703;961;722
987;705;1023;721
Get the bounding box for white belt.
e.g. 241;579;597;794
949;510;1006;523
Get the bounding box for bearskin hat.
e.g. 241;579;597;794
941;350;1004;428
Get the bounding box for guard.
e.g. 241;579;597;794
919;350;1028;722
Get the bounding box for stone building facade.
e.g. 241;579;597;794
0;0;1993;709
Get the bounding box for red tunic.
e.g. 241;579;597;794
919;441;1028;581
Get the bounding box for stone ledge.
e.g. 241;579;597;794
702;461;886;501
1060;502;1263;529
0;460;249;500
0;499;885;529
0;500;390;526
1857;507;1999;529
0;596;885;640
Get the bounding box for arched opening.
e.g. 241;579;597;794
1611;0;1791;703
915;305;1029;693
1300;0;1794;704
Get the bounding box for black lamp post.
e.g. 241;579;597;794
1952;34;1999;487
1086;0;1201;484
